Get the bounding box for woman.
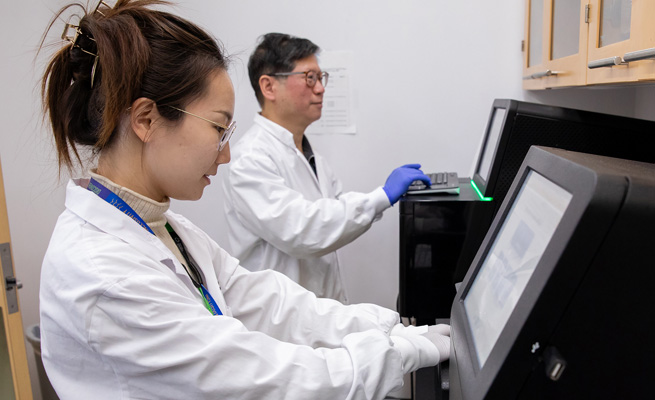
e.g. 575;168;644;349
39;1;451;399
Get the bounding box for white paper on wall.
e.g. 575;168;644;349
306;50;356;135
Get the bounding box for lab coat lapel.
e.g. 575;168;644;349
164;214;230;315
313;153;337;198
65;179;196;288
255;115;322;191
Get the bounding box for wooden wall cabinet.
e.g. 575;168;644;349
523;0;655;89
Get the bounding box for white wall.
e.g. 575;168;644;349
171;0;533;310
1;1;653;399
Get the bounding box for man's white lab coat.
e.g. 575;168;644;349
222;115;391;302
40;179;404;399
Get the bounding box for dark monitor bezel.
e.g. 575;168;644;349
472;99;516;198
471;98;655;201
451;146;628;399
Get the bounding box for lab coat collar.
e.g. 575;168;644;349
65;179;192;281
253;114;299;151
253;114;322;187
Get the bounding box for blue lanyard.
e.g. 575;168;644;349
165;223;223;316
87;178;154;234
87;178;222;316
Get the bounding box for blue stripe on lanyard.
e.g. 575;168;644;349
199;285;222;316
87;178;154;235
87;178;222;316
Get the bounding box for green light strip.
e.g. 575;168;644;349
470;180;493;201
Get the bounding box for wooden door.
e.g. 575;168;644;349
523;0;589;89
587;0;655;84
0;156;33;399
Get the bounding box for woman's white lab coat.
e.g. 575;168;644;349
222;115;391;302
40;179;404;400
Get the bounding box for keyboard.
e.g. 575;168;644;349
406;172;460;195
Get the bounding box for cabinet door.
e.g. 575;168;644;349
587;0;655;84
523;0;548;89
523;0;588;89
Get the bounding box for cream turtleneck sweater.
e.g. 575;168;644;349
89;171;201;283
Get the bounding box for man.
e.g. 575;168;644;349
222;33;429;302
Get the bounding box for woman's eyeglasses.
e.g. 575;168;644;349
167;106;236;151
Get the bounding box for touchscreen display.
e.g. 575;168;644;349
464;170;572;367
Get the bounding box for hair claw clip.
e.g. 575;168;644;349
61;18;99;88
94;1;111;16
61;22;81;46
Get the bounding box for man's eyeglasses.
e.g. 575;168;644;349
271;70;329;88
167;106;236;151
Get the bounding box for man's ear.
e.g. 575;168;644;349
129;98;158;143
259;75;277;102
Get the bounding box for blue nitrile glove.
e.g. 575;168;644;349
382;164;431;205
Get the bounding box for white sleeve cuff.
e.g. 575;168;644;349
390;323;429;337
371;186;393;210
390;335;417;374
390;333;440;374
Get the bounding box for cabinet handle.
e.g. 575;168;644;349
588;56;624;69
623;48;655;63
522;70;560;80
